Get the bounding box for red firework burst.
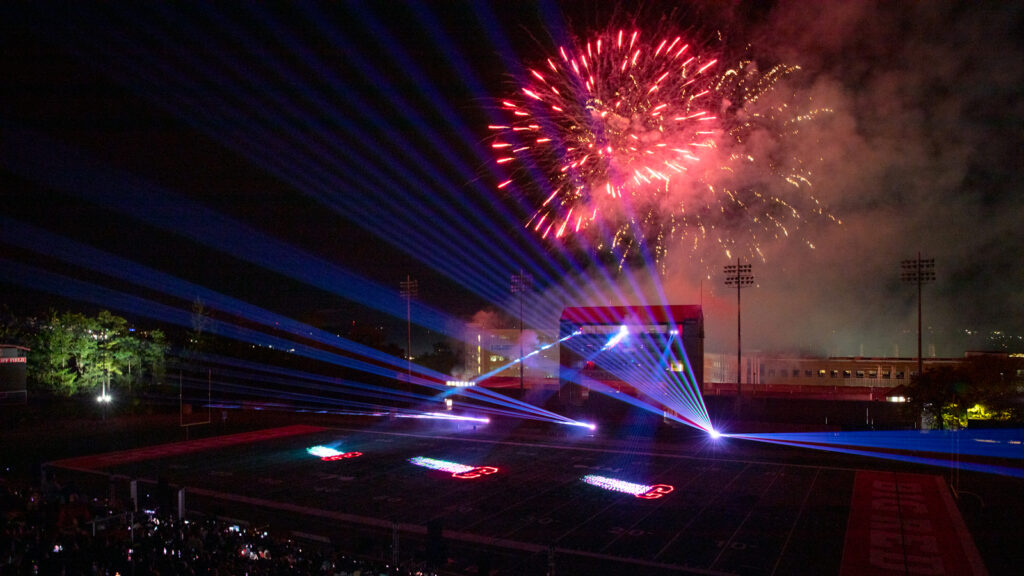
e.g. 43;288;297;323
491;29;721;243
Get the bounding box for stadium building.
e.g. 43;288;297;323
463;325;559;386
703;352;1019;401
462;308;1021;409
557;305;704;407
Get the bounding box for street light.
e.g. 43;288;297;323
900;253;935;380
97;331;113;420
97;378;112;422
724;259;754;402
510;270;533;395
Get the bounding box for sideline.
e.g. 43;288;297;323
48;424;325;470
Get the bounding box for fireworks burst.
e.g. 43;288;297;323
491;28;837;270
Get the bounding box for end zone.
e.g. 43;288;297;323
841;471;987;575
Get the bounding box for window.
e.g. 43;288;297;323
896;371;905;379
793;369;801;378
882;370;891;379
818;369;827;378
830;370;839;378
868;371;878;379
805;370;814;377
856;370;865;378
843;370;852;378
768;368;776;377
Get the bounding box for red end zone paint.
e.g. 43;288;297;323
321;451;363;461
50;425;326;470
636;484;674;499
452;466;499;479
841;471;987;576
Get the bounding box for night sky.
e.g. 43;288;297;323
2;1;1022;358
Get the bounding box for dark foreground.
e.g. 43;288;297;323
2;407;1022;575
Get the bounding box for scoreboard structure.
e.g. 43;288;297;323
0;345;29;405
558;306;703;407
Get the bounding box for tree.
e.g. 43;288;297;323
906;356;1024;429
137;329;168;388
0;306;26;344
959;355;1023;423
27;311;98;396
94;310;130;390
25;310;168;398
907;365;971;429
187;298;211;357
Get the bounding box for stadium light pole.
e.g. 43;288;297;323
400;275;418;391
724;259;754;400
901;253;935;380
511;270;533;395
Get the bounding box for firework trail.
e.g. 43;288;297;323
491;28;837;269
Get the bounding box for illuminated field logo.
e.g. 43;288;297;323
321;451;362;461
307;445;363;461
409;456;499;479
582;474;674;499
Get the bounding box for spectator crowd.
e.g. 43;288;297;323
1;473;430;576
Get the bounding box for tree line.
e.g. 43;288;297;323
905;355;1024;429
1;309;167;397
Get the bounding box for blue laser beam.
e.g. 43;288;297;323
0;253;592;427
730;429;1024;478
560;320;712;432
1;215;596;427
601;325;629;351
2;7;721;435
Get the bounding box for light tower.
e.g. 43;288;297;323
724;259;754;400
900;253;935;380
510;270;533;394
400;275;418;389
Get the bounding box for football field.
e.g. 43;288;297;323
48;422;988;575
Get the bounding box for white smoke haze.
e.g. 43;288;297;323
517;329;539;350
470;309;503;330
649;1;1023;357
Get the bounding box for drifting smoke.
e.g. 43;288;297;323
470;308;540;352
658;1;1024;357
530;1;1024;358
494;18;836;271
470;309;503;330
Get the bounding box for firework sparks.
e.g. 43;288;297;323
492;28;837;269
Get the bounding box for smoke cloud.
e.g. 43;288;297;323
655;1;1024;357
